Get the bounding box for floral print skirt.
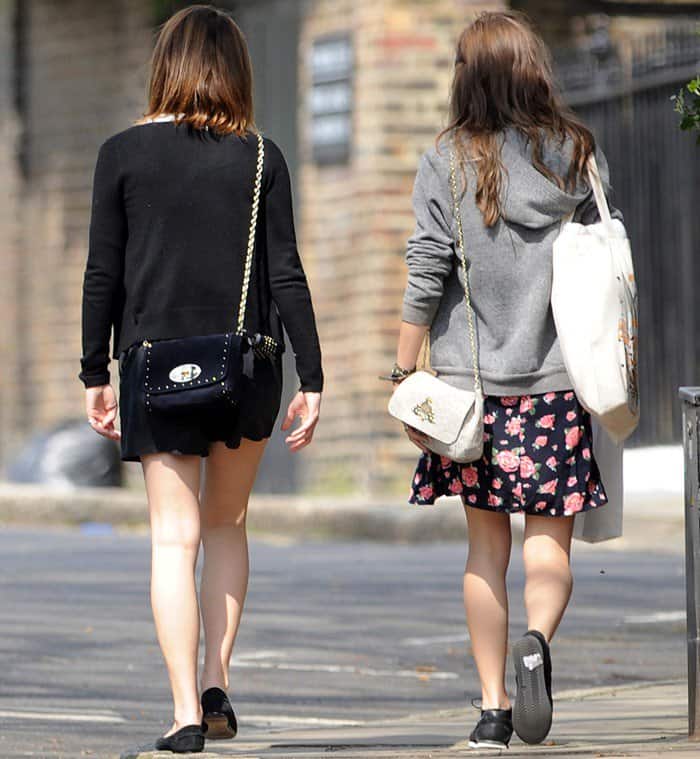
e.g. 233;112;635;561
409;390;608;517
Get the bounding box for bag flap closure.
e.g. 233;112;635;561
145;333;243;395
388;371;477;445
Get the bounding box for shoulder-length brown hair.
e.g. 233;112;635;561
440;11;594;227
136;4;255;136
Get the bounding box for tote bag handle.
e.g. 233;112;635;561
586;153;614;232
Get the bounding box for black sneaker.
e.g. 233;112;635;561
468;707;513;749
512;629;553;744
201;686;238;740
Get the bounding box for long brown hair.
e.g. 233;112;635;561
137;4;255;136
441;11;594;227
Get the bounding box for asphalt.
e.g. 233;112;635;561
0;526;691;758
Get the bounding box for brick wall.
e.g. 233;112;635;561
0;0;152;463
297;0;505;494
0;1;23;463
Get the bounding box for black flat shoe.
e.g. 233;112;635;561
468;706;513;749
154;724;204;753
201;686;238;740
512;628;553;745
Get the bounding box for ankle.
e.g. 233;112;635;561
173;708;203;728
481;693;511;711
201;673;229;693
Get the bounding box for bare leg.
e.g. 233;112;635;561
464;504;513;710
199;439;268;692
522;514;575;641
142;452;203;735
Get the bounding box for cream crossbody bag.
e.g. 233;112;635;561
388;150;484;463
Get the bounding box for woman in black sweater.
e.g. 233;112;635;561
79;6;323;753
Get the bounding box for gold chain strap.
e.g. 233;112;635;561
236;132;265;335
448;150;482;394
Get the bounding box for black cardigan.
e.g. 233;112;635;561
79;122;323;392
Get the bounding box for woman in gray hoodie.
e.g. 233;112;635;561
392;11;622;750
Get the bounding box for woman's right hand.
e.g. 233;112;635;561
85;385;121;440
403;423;429;453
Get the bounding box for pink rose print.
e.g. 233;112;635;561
552;444;559;451
564;391;575;400
538;478;558;495
544;392;556;403
467;494;477;503
582;447;591;460
449;478;464;494
567;475;577;487
487;492;503;507
535;435;548;448
535;500;548;511
492;477;503;490
462;466;479;487
520;396;534;414
546;455;558;471
513;482;524;501
585;471;591;481
505;408;513;416
563;492;585;513
484;413;496;425
537;414;556;430
519;455;536;479
501;396;519;406
414;474;421;484
566;456;575;465
566;410;576;421
509;474;516;481
419;485;434;500
505;416;523;436
565;426;582;450
496;449;520;472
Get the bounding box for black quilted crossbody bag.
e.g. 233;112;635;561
136;133;281;414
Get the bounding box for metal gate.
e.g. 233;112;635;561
557;24;700;446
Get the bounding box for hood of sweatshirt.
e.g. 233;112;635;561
499;127;595;230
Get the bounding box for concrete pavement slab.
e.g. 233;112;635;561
120;680;696;758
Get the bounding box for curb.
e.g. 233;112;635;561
0;483;684;547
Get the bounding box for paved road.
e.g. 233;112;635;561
0;526;686;758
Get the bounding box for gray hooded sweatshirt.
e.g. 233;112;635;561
402;128;622;396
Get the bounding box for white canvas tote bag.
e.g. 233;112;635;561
573;418;624;542
551;154;640;444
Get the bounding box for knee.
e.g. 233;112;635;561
200;502;248;530
467;532;511;574
523;540;572;580
151;519;200;551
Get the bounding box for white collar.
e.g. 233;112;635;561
144;113;178;123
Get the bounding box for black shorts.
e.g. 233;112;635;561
117;340;283;462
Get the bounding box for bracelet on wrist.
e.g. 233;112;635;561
378;363;416;383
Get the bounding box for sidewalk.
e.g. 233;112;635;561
121;680;694;758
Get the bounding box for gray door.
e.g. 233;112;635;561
234;0;302;493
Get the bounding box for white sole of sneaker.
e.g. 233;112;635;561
468;738;509;749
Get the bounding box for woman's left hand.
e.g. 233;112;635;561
282;391;321;452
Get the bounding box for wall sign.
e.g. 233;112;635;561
310;34;353;165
